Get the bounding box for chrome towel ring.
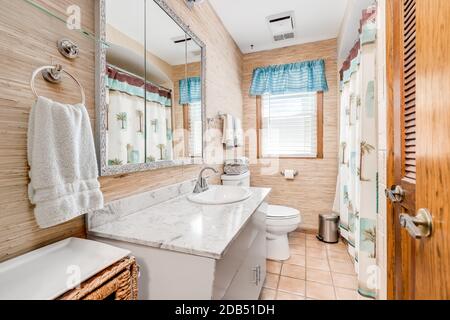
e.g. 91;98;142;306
30;65;86;106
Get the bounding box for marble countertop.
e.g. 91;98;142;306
89;187;271;259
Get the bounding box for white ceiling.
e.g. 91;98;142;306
209;0;349;54
337;0;374;62
106;0;201;66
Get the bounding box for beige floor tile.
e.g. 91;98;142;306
306;256;330;271
305;233;318;240
306;239;326;249
281;264;306;280
332;273;358;290
276;291;305;300
306;247;327;258
284;254;306;267
259;288;277;300
289;231;306;239
278;276;306;296
267;260;282;274
288;237;306;245
327;250;351;262
263;273;280;290
306;281;336;300
306;268;333;285
329;260;355;275
335;287;359;300
327;243;349;253
290;244;306;255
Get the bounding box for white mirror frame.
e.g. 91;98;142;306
95;0;206;176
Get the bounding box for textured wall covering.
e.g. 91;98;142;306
0;0;340;263
0;0;243;262
0;0;93;262
242;39;339;231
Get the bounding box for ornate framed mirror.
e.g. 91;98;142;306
95;0;206;176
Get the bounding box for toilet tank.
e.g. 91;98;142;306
221;171;250;187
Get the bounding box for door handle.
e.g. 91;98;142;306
252;265;261;286
257;265;261;286
399;209;433;239
385;185;405;203
252;266;258;285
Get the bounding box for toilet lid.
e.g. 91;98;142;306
266;205;300;219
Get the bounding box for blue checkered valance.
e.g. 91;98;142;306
179;77;201;105
250;59;328;96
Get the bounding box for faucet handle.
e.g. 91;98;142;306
193;167;219;194
199;167;218;185
202;166;219;174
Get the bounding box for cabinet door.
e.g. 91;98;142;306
222;231;266;300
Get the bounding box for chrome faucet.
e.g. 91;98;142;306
193;167;219;194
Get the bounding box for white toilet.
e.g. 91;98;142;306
222;172;302;261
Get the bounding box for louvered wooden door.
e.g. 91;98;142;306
389;0;450;299
392;0;417;300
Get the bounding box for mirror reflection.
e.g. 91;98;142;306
104;0;203;168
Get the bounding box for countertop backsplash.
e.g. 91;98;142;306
87;179;197;230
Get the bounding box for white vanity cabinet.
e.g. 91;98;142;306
90;202;268;300
221;230;266;300
214;202;267;300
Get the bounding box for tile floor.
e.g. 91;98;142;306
260;231;373;300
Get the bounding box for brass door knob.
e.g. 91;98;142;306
399;209;433;239
385;185;405;203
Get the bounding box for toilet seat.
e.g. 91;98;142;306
266;205;300;220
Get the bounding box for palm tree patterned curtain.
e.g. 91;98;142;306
336;4;378;299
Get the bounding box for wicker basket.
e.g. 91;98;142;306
224;164;249;175
57;256;138;300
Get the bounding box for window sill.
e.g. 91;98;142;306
259;155;323;160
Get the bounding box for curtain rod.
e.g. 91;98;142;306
107;63;172;93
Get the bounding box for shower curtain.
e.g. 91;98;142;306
106;65;174;164
336;4;378;299
107;92;173;164
146;100;173;161
107;90;146;164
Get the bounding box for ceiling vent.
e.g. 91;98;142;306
171;35;192;44
266;11;296;42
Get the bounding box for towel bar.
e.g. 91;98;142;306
30;64;86;105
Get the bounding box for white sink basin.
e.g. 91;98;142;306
188;186;252;205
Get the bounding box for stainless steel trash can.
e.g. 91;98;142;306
317;214;340;243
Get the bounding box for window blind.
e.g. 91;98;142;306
261;92;317;157
188;101;203;157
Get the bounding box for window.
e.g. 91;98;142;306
257;92;323;158
183;102;203;158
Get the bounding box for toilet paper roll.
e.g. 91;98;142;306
284;169;296;180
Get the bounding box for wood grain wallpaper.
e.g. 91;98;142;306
0;0;243;262
242;39;339;231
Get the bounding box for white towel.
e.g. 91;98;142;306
27;96;104;228
233;117;244;147
222;114;235;148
